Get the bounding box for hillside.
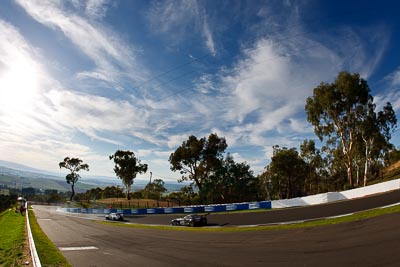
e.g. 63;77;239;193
0;163;186;193
0;174;95;192
382;160;400;181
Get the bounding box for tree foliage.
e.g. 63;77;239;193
300;139;328;194
265;146;308;199
143;179;167;200
169;133;227;202
166;185;197;206
305;71;397;187
109;150;148;200
359;101;397;185
203;154;258;203
59;157;89;201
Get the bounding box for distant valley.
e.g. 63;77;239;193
0;160;185;193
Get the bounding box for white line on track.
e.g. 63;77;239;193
379;202;400;209
59;246;98;251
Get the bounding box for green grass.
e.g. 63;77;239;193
98;204;400;232
0;209;26;266
28;209;71;267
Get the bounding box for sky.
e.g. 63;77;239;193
0;0;399;182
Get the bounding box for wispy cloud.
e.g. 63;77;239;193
16;0;147;90
146;0;217;55
0;17;148;174
187;9;392;160
1;1;396;180
375;68;400;112
84;0;112;19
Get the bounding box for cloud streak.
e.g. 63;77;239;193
0;1;396;180
16;0;148;91
146;0;216;55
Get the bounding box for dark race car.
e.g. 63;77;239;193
105;212;124;221
171;214;207;227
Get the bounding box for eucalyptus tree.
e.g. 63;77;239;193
169;133;227;202
305;72;371;187
359;101;397;186
300;139;327;194
204;154;257;203
144;179;167;200
109;150;148;200
266;146;308;199
59;157;89;201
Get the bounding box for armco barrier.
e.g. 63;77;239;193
62;201;272;214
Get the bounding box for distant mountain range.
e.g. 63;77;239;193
0;160;61;177
0;160;186;193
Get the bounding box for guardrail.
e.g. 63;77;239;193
61;201;272;214
60;178;400;215
26;202;42;267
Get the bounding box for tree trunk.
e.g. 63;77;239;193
363;139;373;187
70;183;75;201
363;159;369;187
126;182;132;200
347;160;353;188
355;164;360;187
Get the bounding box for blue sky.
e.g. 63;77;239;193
0;0;399;182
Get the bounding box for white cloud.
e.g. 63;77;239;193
392;72;400;86
146;0;216;55
166;134;190;149
85;0;112;19
16;0;148;88
0;18;151;175
383;67;400;87
2;1;395;180
374;68;400;115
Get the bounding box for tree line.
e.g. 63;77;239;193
59;72;398;204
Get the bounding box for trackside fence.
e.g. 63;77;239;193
61;201;272;215
60;178;400;215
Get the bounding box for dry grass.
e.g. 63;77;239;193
380;160;400;181
384;160;400;173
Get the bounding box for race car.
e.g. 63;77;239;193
171;214;207;227
105;212;124;221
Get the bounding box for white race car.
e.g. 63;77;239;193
105;212;124;221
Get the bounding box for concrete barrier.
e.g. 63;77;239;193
341;179;400;199
272;178;400;209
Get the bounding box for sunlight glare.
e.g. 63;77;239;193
0;60;39;113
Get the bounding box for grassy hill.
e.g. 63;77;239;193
1;160;398;194
381;160;400;181
0;174;94;192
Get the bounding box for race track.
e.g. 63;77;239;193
121;189;400;226
32;190;400;266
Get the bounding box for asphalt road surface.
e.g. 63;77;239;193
32;190;400;266
121;189;400;226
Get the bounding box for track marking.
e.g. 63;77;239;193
379;202;400;209
59;246;98;251
328;213;354;219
